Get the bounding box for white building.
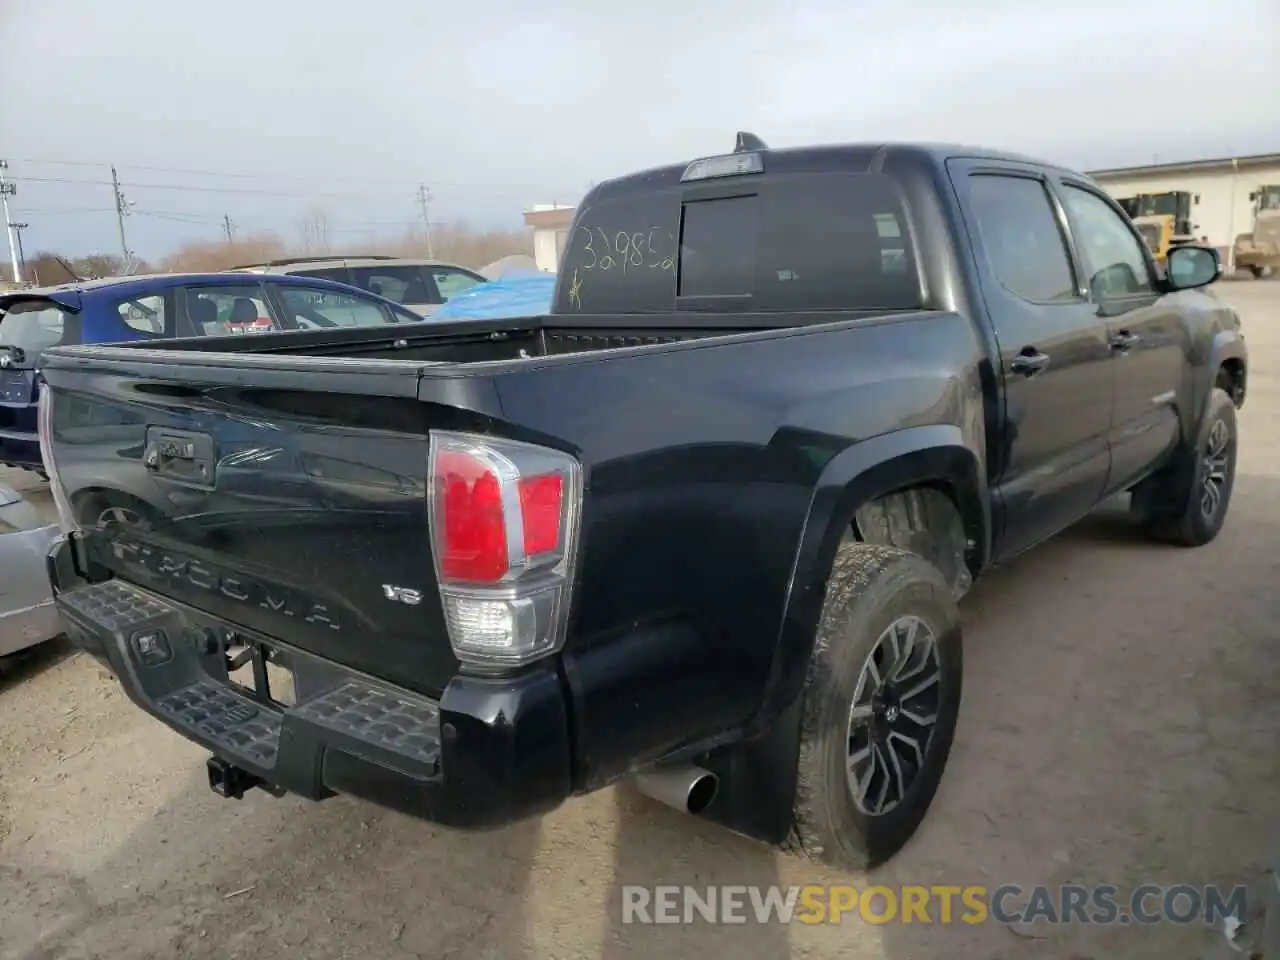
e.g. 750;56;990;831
522;204;576;273
1088;152;1280;270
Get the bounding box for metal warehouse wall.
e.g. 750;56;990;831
1093;163;1280;269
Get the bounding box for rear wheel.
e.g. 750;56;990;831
785;542;962;870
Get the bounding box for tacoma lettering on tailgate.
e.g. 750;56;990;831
108;535;341;631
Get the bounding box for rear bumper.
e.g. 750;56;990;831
47;536;573;829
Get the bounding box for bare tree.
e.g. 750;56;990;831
160;232;289;272
297;206;332;255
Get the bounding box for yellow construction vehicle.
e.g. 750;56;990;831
1233;185;1280;279
1121;192;1199;265
1132;214;1175;264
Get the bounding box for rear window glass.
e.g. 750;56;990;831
0;303;69;358
557;173;921;313
679;197;758;297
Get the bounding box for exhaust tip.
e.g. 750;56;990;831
686;772;718;814
632;763;719;815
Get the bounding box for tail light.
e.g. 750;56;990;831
36;383;80;534
427;431;582;668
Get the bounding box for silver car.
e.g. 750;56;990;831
227;255;487;316
0;484;63;656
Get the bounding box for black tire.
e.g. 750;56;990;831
1248;265;1265;279
1135;386;1238;546
785;541;962;870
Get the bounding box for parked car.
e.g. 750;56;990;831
0;271;429;472
0;484;62;657
39;136;1245;870
228;256;488;315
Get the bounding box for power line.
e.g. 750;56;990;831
12;206;117;215
133;210;223;226
9;160;549;193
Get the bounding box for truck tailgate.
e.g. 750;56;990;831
41;352;486;699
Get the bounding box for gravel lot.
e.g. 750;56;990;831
3;282;1279;960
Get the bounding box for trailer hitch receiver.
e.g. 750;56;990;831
206;755;263;800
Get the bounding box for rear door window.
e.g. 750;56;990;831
277;286;394;328
184;285;281;336
966;174;1078;303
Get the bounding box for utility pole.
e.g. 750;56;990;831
417;184;434;258
111;165;135;274
223;214;235;243
0;160;20;283
9;222;28;280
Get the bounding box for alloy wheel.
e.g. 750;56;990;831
846;615;941;817
1199;418;1231;521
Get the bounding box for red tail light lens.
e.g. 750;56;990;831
436;450;508;583
518;474;563;555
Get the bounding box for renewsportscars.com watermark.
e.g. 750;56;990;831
620;884;1248;926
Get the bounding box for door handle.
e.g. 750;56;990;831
1110;331;1141;352
1010;349;1051;377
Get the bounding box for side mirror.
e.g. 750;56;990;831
1165;245;1220;291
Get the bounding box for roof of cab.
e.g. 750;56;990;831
586;140;1078;205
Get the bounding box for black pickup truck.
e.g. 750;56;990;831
38;135;1246;869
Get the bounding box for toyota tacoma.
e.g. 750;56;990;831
38;135;1246;868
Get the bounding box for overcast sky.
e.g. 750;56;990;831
1;0;1276;260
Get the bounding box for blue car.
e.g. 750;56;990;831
0;271;428;472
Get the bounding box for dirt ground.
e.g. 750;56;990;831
2;282;1279;960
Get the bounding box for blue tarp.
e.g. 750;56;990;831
432;274;557;321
